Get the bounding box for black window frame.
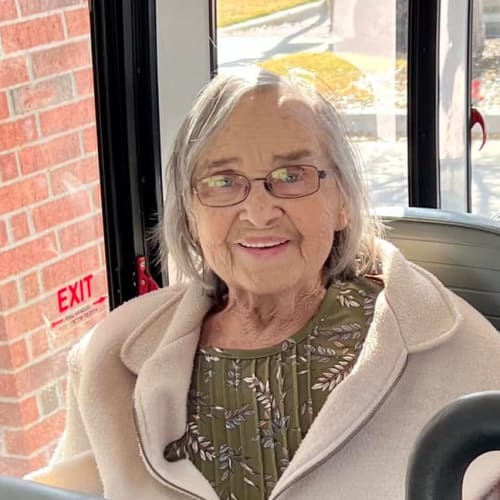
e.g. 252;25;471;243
89;0;164;309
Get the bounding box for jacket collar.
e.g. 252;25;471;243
121;240;462;372
377;239;462;352
120;240;462;499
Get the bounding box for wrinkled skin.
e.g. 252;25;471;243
192;88;347;349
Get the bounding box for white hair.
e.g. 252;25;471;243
159;68;382;301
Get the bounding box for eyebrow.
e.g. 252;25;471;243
272;149;313;162
205;149;314;171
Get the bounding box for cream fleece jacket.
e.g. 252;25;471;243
27;240;500;499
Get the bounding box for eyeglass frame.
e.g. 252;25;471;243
192;164;330;208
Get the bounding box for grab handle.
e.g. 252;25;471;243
406;391;500;500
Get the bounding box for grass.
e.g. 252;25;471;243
217;0;317;28
259;51;408;109
259;52;376;108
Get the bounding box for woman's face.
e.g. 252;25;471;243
191;88;347;296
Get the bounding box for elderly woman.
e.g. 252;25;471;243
29;69;500;500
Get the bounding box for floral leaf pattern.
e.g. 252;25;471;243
226;360;242;389
224;404;254;430
169;277;382;500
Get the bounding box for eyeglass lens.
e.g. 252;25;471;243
195;165;321;207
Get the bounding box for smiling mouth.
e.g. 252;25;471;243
238;240;289;249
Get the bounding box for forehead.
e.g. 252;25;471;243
203;88;325;159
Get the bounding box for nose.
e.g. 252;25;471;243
238;180;283;227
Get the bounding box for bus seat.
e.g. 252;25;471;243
378;207;500;331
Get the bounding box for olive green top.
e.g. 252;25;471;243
164;277;383;500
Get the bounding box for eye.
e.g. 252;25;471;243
271;167;303;183
204;175;236;188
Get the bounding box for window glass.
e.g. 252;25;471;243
470;0;500;219
0;1;108;477
217;0;409;207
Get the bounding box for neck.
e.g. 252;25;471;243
200;278;327;350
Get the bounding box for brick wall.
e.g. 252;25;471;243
0;0;108;477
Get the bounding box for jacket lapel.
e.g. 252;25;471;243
270;288;408;498
270;241;462;498
123;283;218;499
120;241;462;499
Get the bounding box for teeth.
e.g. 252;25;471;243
240;240;287;248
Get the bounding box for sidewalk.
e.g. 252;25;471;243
219;0;325;34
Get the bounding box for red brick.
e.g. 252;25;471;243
0;396;39;427
58;214;103;252
82;125;97;153
39;384;59;415
0;153;18;182
22;272;40;301
0;453;46;478
0;219;8;247
40;97;95;136
19;0;79;16
0;233;57;280
0;174;49;216
21;396;41;425
11;211;30;241
0;91;9;120
30;328;49;358
91;183;102;210
0;343;12;368
6;409;65;455
0;0;17;22
42;244;99;291
33;190;92;231
0;372;18;397
91;269;107;298
74;67;93;96
21;349;69;392
0;280;18;309
0;338;29;369
65;7;90;37
50;155;99;194
1;292;63;341
10;339;29;368
1;15;64;54
19;133;80;174
0;56;29;89
11;74;73;114
0;116;37;151
32;40;90;78
53;316;91;349
2;301;48;341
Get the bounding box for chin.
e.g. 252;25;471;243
237;272;302;296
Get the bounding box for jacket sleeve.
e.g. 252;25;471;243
24;340;104;496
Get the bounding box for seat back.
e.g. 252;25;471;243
378;207;500;330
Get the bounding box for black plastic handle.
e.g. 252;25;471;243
406;391;500;500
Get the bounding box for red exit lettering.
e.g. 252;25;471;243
57;274;94;313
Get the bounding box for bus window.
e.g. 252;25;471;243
0;2;109;477
216;0;409;208
470;0;500;219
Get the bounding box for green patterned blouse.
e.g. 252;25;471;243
164;277;383;500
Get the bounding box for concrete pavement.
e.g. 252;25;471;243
357;140;500;218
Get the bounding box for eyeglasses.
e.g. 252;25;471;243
193;165;329;207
